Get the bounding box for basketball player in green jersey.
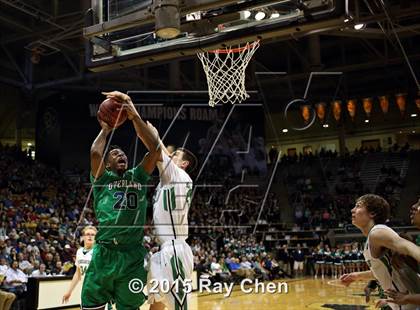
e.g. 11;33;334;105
82;91;159;310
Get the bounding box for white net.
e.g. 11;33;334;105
197;41;260;107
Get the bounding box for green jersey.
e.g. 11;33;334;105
90;166;150;243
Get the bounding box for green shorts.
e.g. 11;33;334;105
81;242;147;310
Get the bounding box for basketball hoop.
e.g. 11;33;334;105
197;40;260;107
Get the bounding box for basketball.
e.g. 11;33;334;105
97;97;127;128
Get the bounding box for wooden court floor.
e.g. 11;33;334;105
68;278;377;310
193;278;375;310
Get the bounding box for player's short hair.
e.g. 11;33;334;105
105;145;124;163
82;226;97;235
356;194;390;224
177;147;198;172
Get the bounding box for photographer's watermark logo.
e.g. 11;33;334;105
128;278;144;294
198;278;288;297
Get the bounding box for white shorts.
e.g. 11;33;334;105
147;239;193;310
293;261;304;270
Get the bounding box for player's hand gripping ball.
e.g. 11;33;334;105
97;97;127;128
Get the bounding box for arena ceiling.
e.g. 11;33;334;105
0;0;419;111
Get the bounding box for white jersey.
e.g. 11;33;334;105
153;151;193;244
75;247;93;278
364;225;420;310
148;151;194;309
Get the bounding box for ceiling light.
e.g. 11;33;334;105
412;130;416;133
155;2;181;39
410;113;417;117
270;12;280;19
364;119;370;123
282;128;288;133
354;23;366;30
323;124;329;128
242;10;251;19
255;11;266;21
344;18;350;23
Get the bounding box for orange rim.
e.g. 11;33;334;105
207;40;260;54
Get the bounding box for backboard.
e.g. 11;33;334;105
84;0;351;72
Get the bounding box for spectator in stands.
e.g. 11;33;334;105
51;261;63;275
261;254;278;280
228;258;248;280
240;256;254;277
252;255;270;280
31;264;47;277
3;261;27;296
277;245;292;277
0;257;8;276
268;146;279;164
210;257;231;283
17;253;33;275
293;244;305;277
44;253;54;274
411;199;420;229
60;244;73;264
196;259;212;281
322;209;331;227
8;248;17;263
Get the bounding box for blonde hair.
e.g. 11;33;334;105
82;226;97;235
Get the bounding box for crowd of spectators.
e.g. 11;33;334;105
273;143;416;231
191;234;292;283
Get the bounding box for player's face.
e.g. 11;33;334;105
171;150;189;170
410;199;420;229
83;229;96;248
351;201;372;229
107;149;128;173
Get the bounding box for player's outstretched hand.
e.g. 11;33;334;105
120;102;139;121
339;273;357;286
375;299;389;308
62;291;71;304
385;289;409;305
103;91;141;120
102;90;130;102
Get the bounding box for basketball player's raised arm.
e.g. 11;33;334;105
146;121;170;159
103;91;158;152
139;151;161;175
370;229;420;262
90;120;112;180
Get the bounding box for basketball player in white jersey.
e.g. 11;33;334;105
340;194;420;310
381;199;420;307
62;226;97;304
146;121;196;310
